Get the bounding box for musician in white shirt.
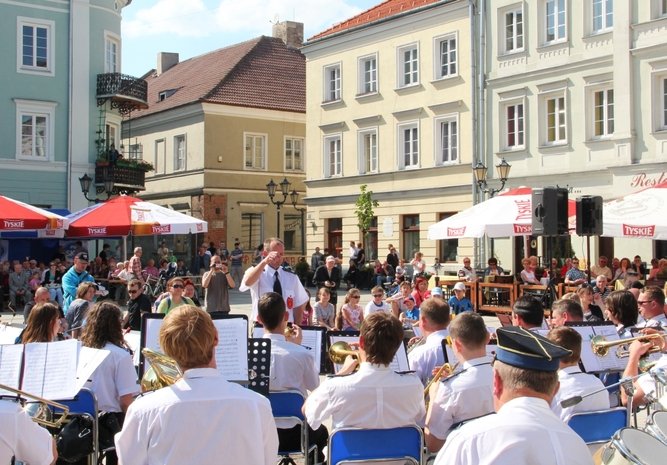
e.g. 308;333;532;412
0;400;56;465
425;313;494;453
116;305;278;465
635;287;667;329
408;297;451;385
547;327;610;421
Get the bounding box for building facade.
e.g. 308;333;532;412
0;0;143;212
302;0;477;268
485;0;667;268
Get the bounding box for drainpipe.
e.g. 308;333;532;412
67;3;74;209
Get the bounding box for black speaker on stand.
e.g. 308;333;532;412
532;187;569;236
576;196;603;236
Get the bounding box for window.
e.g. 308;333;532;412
128;143;142;160
324;134;342;178
663;78;667;129
438;213;459;262
663;0;667;16
358;129;378;174
244;133;266;170
155;139;166;174
285;137;303;171
398;44;419;87
505;8;524;53
15;99;56;160
435;116;458;164
593;88;614;137
106;123;118;152
105;33;120;73
546;95;566;144
283;214;301;251
505;103;525;149
402;215;420;261
241;213;263;252
323;63;341;102
366;217;378;261
18;18;53;74
545;0;566;43
174;135;186;171
398;123;419;169
358;54;377;94
435;35;457;79
327;218;343;258
592;0;613;33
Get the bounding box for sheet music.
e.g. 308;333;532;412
0;344;24;393
214;318;248;381
142;318;164;374
76;347;110;393
22;339;79;399
329;334;409;374
0;325;24;345
124;331;141;366
252;326;323;371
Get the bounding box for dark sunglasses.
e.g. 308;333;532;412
172;284;184;289
350;295;360;299
373;294;384;298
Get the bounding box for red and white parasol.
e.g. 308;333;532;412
602;181;667;239
0;195;68;236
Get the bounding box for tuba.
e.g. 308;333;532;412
0;383;69;428
141;348;183;392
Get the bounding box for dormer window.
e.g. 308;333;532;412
158;89;176;101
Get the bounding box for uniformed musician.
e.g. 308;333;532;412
0;399;57;465
115;305;278;465
303;312;425;431
511;295;545;330
434;326;593;465
425;312;493;453
240;237;309;325
408;297;451;385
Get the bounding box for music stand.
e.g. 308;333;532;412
247;338;271;398
253;324;328;374
327;331;410;374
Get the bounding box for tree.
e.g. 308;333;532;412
354;184;379;236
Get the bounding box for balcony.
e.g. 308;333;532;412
96;73;148;115
95;162;146;195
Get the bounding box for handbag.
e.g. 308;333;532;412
98;411;123;451
56;415;94;463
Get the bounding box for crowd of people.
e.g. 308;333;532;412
4;238;667;465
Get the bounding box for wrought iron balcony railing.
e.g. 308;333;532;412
95;163;146;194
96;73;148;114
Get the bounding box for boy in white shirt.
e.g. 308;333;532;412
364;285;391;317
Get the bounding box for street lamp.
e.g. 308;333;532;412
290;189;307;256
473;158;512;198
79;173;114;202
266;177;291;236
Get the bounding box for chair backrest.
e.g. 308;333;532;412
328;426;423;465
567;407;629;444
269;390;306;421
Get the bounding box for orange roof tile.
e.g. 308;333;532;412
309;0;444;41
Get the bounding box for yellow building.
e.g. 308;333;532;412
123;27;307;266
302;0;477;270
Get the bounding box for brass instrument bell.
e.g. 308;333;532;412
141;348;183;392
328;341;360;365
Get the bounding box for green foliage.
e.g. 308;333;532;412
354;184;379;234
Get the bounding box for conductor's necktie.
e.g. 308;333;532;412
273;270;283;296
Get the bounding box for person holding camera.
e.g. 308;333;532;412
202;255;235;314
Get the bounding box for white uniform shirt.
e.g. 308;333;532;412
264;333;320;428
551;365;610;421
408;329;448;385
240;265;309;323
86;342;139;412
635;313;667;329
364;300;391;318
434;397;593;465
115;368;279;465
637;353;667;397
304;362;425;430
0;401;54;465
427;355;494;440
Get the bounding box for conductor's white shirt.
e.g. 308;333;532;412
426;355;494;440
86;342;139;412
304;362;425;430
240;265;309;323
0;400;54;465
434;397;593;465
408;329;448;385
551;365;610;421
115;368;278;465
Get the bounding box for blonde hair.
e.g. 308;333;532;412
160;305;217;370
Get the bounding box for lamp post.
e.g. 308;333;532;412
79;173;115;202
290;189;307;256
472;158;512;263
266;177;291;236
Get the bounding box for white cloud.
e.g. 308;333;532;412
124;0;368;40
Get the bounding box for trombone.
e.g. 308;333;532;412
0;383;69;428
591;333;666;372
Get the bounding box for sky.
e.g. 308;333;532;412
121;0;380;77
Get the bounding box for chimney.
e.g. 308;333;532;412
157;52;179;75
272;21;303;48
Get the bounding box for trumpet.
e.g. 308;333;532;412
328;341;360;365
591;333;666;372
0;383;69;428
284;323;297;338
424;362;458;397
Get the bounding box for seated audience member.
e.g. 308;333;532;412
511;296;544;330
565;258;587;286
590;256;612;280
411;277;431;307
434;326;592;465
448;282;473;315
547;327;610;421
399;296;420;326
183;279;201;307
635;286;666;328
576;285;604;322
483;258;504;277
65;282;97;339
364;285;391;317
604;290;639;338
340;289;364;331
388;281;414;318
408;298;451;385
411;252;427;276
122;279;152;331
425;313;494;453
116;305;278;465
23;286;51;322
0;399;57;465
592;275;611;300
313;287;335;330
458;257;477;282
258;292;326;464
304;312;425;432
549;299;584;328
520;256;540;285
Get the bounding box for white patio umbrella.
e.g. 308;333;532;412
602;180;667;239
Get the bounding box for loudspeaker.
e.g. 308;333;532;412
532;187;569;236
576;195;603;236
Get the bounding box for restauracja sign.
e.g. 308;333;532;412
630;172;667;188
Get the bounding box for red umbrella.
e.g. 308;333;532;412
0;195;67;231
